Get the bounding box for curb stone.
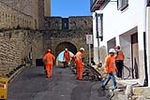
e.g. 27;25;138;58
8;65;26;83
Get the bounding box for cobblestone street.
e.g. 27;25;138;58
8;66;111;100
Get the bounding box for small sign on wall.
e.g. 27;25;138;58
0;77;8;99
86;35;93;44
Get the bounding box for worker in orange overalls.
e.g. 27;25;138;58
74;47;85;80
43;49;55;78
63;48;70;68
115;45;125;79
101;48;118;90
71;55;76;67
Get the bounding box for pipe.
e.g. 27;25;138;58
143;32;148;86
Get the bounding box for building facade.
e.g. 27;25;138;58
91;0;150;86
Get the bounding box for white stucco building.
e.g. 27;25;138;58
91;0;150;86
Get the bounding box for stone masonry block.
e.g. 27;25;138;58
133;87;150;99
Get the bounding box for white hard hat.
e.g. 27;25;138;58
65;48;68;51
47;49;51;52
109;48;116;53
80;47;85;51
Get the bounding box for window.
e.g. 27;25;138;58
84;20;87;26
62;18;68;29
64;22;67;28
55;21;58;27
117;0;128;11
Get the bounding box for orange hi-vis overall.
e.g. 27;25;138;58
105;55;117;73
115;50;124;78
115;50;124;61
64;51;70;63
75;51;83;80
43;53;55;78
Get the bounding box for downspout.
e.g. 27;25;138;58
97;33;100;64
95;12;103;64
143;32;148;86
95;12;100;64
143;0;148;86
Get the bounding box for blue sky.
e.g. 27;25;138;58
51;0;91;18
58;51;74;62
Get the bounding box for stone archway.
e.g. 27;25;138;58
55;42;77;66
55;42;77;57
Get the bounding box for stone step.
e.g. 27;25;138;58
132;87;150;99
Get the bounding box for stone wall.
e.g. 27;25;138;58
69;16;93;30
38;0;45;30
45;16;93;31
0;0;46;30
0;29;44;77
0;2;33;29
0;0;32;16
45;17;62;30
44;0;50;16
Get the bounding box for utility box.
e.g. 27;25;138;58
0;77;8;99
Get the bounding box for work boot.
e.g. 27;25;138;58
101;85;106;90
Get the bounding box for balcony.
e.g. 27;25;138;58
90;0;110;12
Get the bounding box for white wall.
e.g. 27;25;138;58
146;7;150;87
92;0;147;85
98;0;145;44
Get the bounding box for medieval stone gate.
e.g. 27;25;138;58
43;30;93;63
41;16;93;65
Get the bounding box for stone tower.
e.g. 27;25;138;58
0;0;51;30
44;0;51;16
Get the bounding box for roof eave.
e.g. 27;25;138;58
90;0;110;12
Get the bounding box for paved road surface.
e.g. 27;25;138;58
8;66;111;100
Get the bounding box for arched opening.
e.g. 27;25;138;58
57;51;74;62
55;42;77;66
